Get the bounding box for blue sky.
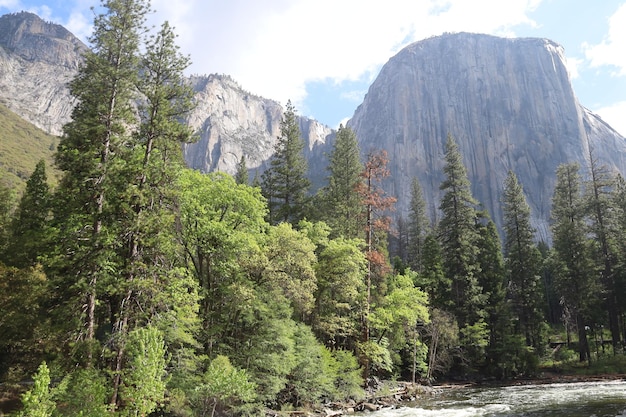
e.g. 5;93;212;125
1;0;625;135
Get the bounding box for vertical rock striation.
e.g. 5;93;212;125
184;74;333;184
0;12;86;135
348;33;626;241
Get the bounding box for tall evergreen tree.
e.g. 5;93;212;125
502;171;545;349
0;174;16;263
437;134;483;329
108;20;197;406
235;155;249;185
6;160;50;268
262;101;310;224
475;217;512;374
584;147;621;353
51;0;149;362
551;163;597;363
321;125;363;239
407;177;430;273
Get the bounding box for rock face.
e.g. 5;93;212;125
2;13;626;241
0;12;86;135
184;74;333;185
0;12;333;181
348;33;626;241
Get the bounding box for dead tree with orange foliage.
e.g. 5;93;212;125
355;150;397;379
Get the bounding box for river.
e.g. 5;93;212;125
362;380;626;417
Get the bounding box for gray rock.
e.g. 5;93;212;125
348;33;626;241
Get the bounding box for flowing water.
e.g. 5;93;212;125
363;380;626;417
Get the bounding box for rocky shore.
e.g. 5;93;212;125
265;373;626;417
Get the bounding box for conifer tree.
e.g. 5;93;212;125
551;163;596;363
51;0;149;362
262;101;310;224
502;171;545;349
407;177;430;273
584;147;621;352
7;160;50;268
437;134;483;328
109;20;197;406
235;155;249;185
321;125;363;239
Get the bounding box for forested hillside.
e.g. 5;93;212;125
0;102;57;192
2;1;626;416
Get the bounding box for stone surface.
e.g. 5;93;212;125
2;13;626;242
0;12;85;135
348;33;626;241
184;74;333;185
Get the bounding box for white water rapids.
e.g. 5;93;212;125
362;380;626;417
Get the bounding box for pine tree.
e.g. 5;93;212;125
475;217;510;373
235;155;249;185
261;100;310;224
437;134;483;328
407;177;430;273
51;0;149;362
584;147;621;353
7;160;50;268
108;20;197;406
502;171;545;349
321;125;363;239
0;175;16;263
551;163;597;363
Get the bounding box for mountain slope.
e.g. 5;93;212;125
0;12;85;136
348;33;626;241
0;101;57;191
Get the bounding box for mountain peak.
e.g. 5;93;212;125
0;11;86;68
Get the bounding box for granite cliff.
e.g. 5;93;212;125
349;33;626;241
2;12;626;242
184;74;333;186
0;12;85;135
0;12;333;182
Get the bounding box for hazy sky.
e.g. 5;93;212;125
1;0;625;135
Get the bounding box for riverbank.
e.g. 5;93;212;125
286;373;626;417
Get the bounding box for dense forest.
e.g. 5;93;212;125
2;0;626;416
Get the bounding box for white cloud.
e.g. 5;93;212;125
595;101;626;137
583;3;626;76
145;0;542;108
565;56;583;80
0;0;19;8
0;0;542;107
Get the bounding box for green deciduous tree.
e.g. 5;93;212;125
0;264;50;381
177;169;267;355
313;236;367;350
121;326;168;417
193;355;255;417
17;361;55;417
262;100;310;224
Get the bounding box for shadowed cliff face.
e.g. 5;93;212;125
183;74;333;186
348;33;626;242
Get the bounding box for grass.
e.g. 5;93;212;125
0;101;59;194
